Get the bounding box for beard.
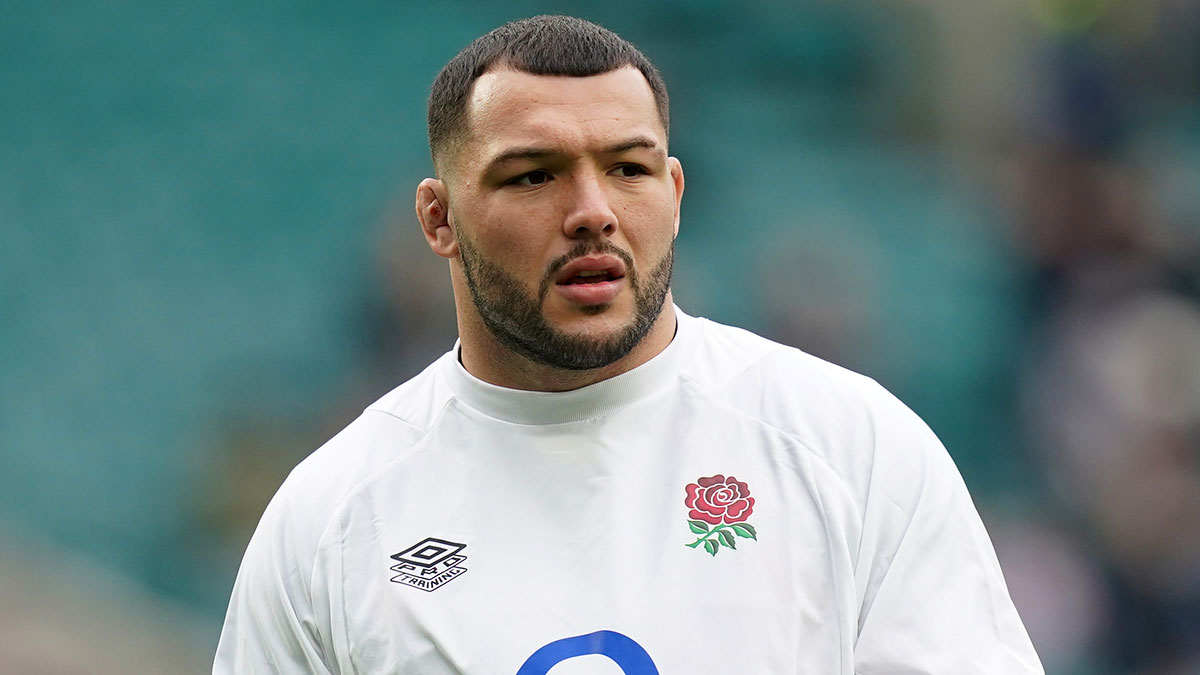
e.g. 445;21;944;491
455;232;673;371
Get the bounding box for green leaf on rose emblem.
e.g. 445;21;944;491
731;523;757;540
703;539;719;556
718;529;736;549
688;519;710;534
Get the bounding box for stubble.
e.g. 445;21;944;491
455;233;673;371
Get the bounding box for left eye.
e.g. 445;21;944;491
514;170;551;186
613;165;646;178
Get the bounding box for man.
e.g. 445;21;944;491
216;15;1043;674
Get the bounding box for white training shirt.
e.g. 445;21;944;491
215;308;1043;674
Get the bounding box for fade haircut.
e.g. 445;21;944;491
427;15;670;174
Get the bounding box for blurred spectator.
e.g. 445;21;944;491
1008;12;1200;669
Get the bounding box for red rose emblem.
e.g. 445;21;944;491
685;474;755;526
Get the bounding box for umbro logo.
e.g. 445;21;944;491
389;537;468;592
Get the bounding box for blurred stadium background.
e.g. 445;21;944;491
3;0;1199;672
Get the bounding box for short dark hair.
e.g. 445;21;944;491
427;15;670;173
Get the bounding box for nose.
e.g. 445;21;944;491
562;170;617;239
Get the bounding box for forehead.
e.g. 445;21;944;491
458;66;665;166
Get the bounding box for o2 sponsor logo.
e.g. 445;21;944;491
517;631;658;674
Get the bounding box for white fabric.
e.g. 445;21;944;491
215;308;1043;674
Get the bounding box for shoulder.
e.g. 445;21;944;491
217;354;458;670
682;316;879;400
680;315;941;503
258;355;456;559
682;315;911;438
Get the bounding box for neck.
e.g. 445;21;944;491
456;298;677;392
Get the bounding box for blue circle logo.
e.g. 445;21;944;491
516;630;659;675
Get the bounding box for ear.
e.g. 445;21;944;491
415;178;457;258
668;156;685;237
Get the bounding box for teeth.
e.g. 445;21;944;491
578;270;605;277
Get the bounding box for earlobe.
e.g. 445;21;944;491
415;178;458;258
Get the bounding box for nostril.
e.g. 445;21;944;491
570;221;615;236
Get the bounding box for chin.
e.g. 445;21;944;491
550;302;631;328
547;306;635;335
577;302;614;317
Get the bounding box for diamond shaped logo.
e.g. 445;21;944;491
389;537;468;592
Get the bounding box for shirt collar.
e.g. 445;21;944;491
439;305;695;425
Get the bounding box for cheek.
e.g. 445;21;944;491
618;220;674;266
617;189;678;245
460;204;549;267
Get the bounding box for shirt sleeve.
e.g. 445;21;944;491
851;388;1044;674
213;485;335;675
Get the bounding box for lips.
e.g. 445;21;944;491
554;255;626;286
552;254;627;305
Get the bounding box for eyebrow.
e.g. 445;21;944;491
483;136;663;172
603;136;662;155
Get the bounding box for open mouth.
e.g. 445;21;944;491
561;269;620;285
554;254;628;286
551;254;628;305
